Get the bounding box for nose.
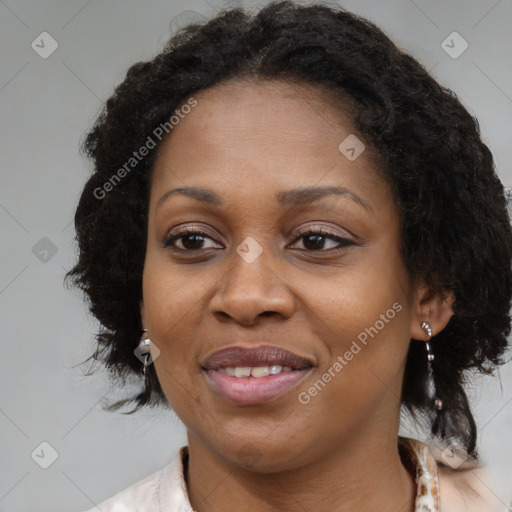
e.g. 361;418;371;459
209;246;295;326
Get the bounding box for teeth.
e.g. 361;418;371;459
234;367;252;378
269;365;282;375
217;365;294;377
251;366;270;377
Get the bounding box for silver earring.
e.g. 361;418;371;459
138;329;151;376
421;321;443;411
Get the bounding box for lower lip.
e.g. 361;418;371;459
203;368;313;405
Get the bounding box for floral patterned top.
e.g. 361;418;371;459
85;437;498;512
398;436;440;511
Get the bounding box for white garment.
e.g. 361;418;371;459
82;447;192;512
81;441;506;512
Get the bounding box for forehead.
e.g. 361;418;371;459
150;79;387;208
156;79;359;152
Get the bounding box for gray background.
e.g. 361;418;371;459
1;0;511;510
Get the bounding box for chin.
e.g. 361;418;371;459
208;435;319;474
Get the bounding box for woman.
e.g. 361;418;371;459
67;1;512;511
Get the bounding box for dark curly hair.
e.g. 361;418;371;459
65;0;512;462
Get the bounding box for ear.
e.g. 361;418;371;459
139;300;146;330
410;281;455;341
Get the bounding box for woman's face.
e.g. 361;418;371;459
141;80;428;471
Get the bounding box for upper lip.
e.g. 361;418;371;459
201;345;315;370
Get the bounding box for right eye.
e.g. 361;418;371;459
162;227;223;251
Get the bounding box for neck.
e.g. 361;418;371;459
186;424;416;512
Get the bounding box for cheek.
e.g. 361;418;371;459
294;305;410;442
142;249;210;337
302;244;408;350
296;251;411;411
141;260;202;395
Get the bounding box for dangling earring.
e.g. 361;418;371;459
420;321;443;411
138;328;151;376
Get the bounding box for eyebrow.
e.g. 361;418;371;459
156;185;372;212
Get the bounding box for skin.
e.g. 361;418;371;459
139;79;455;512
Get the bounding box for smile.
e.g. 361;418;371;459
217;365;292;377
203;367;313;405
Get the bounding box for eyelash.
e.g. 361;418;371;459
162;226;354;253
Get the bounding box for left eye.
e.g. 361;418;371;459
289;229;353;251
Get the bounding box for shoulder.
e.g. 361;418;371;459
80;446;189;512
80;467;165;512
398;437;505;512
437;460;505;512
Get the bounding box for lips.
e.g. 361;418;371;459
201;345;314;370
201;345;315;405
